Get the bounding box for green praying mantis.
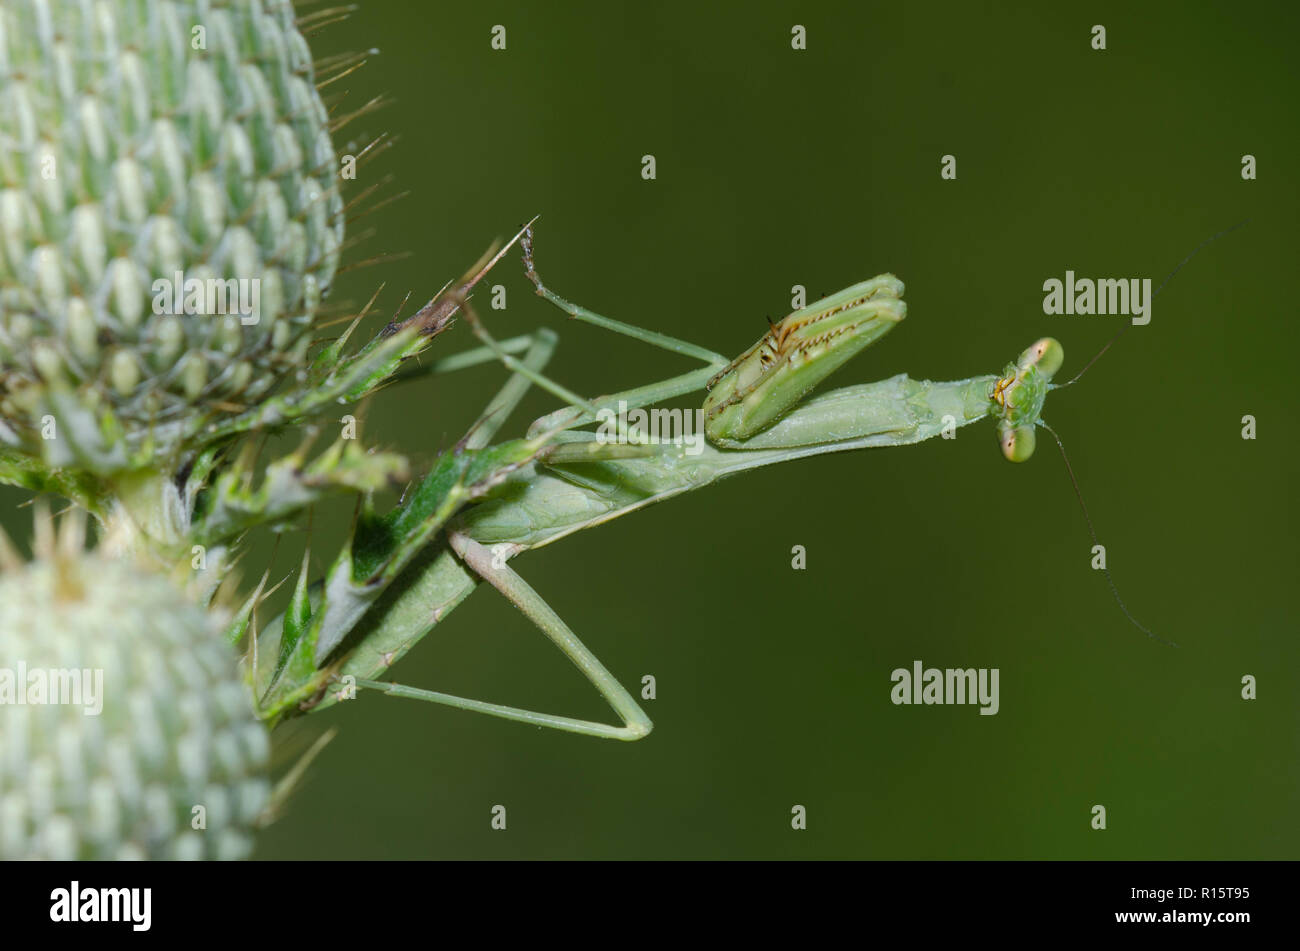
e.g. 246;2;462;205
251;220;1241;741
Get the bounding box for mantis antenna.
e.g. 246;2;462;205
1039;420;1177;647
1057;219;1251;389
1044;220;1250;646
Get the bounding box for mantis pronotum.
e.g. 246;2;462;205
262;221;1240;739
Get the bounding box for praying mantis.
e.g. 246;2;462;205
252;218;1218;744
250;219;1243;743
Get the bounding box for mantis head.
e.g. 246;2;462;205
991;337;1064;462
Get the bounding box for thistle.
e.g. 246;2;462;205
0;0;343;477
0;510;270;860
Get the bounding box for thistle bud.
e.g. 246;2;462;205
0;0;344;475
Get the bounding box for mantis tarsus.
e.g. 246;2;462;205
258;220;1242;740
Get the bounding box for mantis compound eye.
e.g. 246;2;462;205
1019;337;1064;380
999;423;1037;462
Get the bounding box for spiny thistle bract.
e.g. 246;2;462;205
0;512;270;859
0;0;344;475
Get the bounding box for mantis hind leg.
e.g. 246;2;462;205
356;532;652;741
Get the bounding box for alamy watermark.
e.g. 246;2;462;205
1042;271;1151;325
595;400;706;456
50;881;150;931
890;659;999;715
0;662;103;715
151;272;261;324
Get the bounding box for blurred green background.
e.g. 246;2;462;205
23;0;1300;858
